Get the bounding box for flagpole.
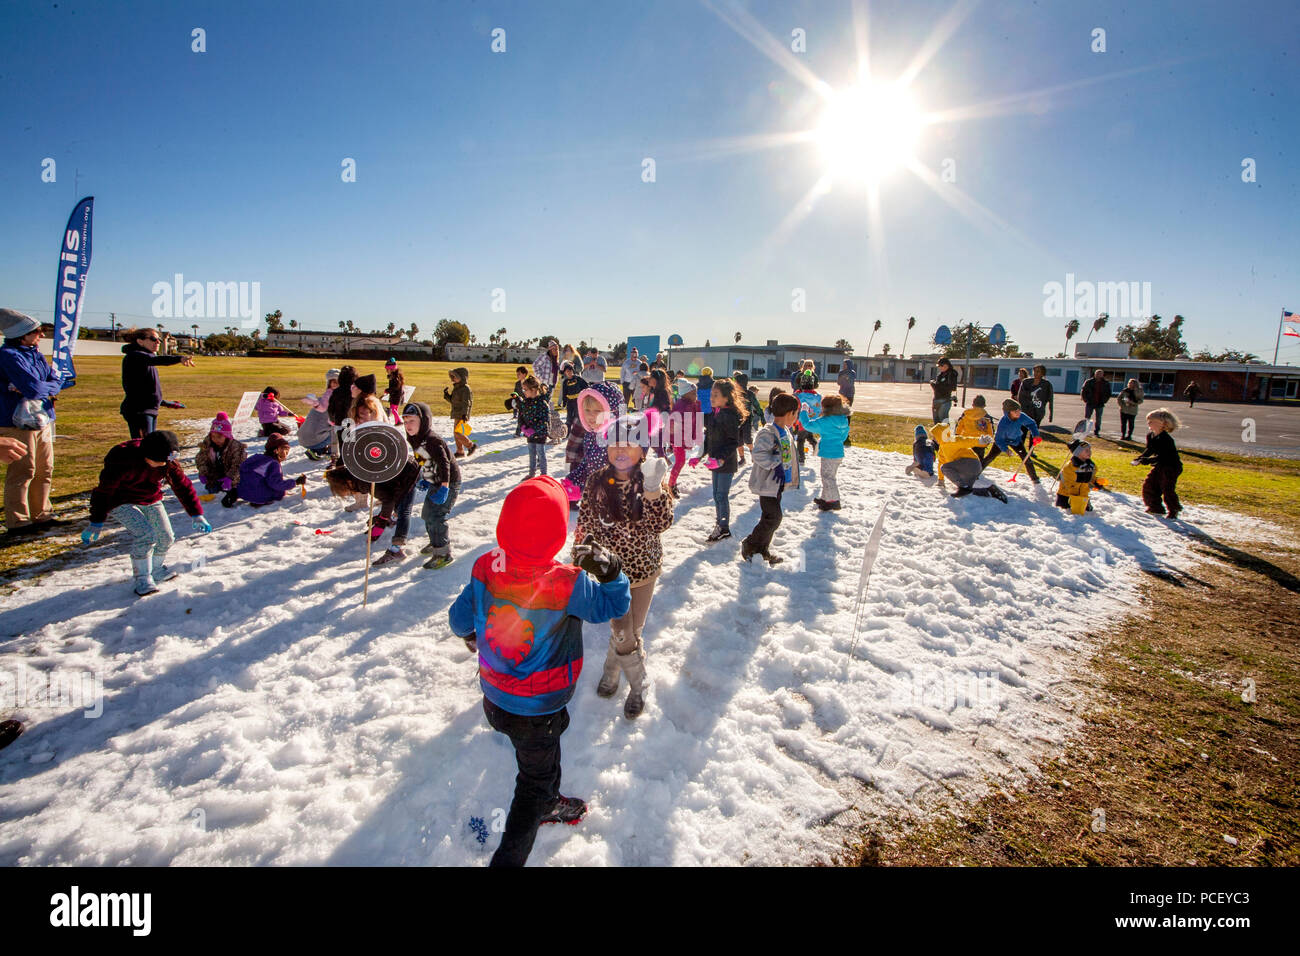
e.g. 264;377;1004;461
1274;309;1284;368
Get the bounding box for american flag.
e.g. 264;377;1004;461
1285;311;1300;338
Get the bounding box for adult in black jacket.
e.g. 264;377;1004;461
326;366;357;464
930;358;960;423
1080;369;1112;434
120;328;195;438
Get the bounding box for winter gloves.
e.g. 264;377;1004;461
688;455;701;468
704;457;721;469
573;533;623;583
430;485;450;505
294;475;307;486
369;515;391;540
81;524;102;545
160;400;185;409
641;456;668;498
220;477;233;492
193;516;212;534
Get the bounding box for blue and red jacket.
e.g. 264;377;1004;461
449;476;630;716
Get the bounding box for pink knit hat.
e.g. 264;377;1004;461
210;411;233;438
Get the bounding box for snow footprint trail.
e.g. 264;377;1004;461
0;416;1199;865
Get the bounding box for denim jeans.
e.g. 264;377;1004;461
420;480;459;549
392;482;418;540
484;698;570;868
932;398;953;424
528;442;548;476
712;470;734;529
124;412;157;439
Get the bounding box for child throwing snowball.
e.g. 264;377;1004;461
1056;438;1103;513
574;412;673;719
83;431;211;596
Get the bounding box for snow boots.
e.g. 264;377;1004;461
152;563;179;583
596;646;621;698
0;719;22;751
539;795;588;826
132;557;158;596
617;645;648;720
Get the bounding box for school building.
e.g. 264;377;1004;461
665;340;1300;403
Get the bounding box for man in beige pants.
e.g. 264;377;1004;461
0;309;65;536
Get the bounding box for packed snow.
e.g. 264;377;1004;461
0;413;1207;865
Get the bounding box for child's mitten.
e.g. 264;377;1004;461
220;477;233;492
193;516;212;534
704;457;721;469
688;456;701;468
430;485;450;505
641;456;668;497
81;524;102;545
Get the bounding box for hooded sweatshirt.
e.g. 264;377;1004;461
696;373;715;414
443;367;473;420
238;453;297;504
0;341;61;426
448;476;631;716
912;425;936;474
799;405;851;458
404;401;460;487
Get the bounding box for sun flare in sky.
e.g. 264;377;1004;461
815;80;925;186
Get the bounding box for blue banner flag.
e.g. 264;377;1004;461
51;196;94;388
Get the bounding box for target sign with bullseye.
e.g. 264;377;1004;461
342;422;411;483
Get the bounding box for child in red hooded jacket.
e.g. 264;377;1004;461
449;475;630;867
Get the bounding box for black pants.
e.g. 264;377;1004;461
484;698;570;868
1142;463;1183;514
743;492;783;554
260;421;291;438
983;441;1038;480
123;412;157;439
1119;412;1136;440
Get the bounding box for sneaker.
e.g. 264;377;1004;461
423;554;454;570
304;449;325;461
392;535;407;547
1145;507;1167;516
705;525;732;543
813;497;826;510
419;543;436;555
372;548;406;567
454;451;465;459
468;442;478;455
539;795;588;826
764;551;784;566
1166;509;1182;520
987;486;1008;503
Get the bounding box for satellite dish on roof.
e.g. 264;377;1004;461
667;334;684;346
989;323;1006;346
934;325;952;346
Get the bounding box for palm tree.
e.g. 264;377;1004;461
1064;318;1080;356
735;332;742;344
900;316;916;357
1086;312;1108;342
289;319;297;331
408;322;419;341
386;322;396;337
866;319;882;355
834;338;853;352
882;343;891;355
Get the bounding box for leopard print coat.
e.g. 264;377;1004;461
573;474;674;585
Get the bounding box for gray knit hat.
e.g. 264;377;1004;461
0;309;40;339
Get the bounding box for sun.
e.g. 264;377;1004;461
815;81;924;184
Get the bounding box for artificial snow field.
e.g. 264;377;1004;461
0;413;1212;866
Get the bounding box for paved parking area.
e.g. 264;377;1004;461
781;381;1300;459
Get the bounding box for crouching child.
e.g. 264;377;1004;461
82;431;212;596
449;476;631;867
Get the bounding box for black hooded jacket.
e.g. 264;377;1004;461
404;402;460;487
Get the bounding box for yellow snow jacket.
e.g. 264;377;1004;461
927;423;985;466
1058;457;1099;499
955;407;995;444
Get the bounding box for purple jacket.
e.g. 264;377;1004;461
255;395;294;425
237;453;297;504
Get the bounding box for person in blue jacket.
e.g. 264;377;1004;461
0;309;65;535
984;398;1041;482
906;424;936;478
237;434;305;506
800;393;851;510
449;476;630;867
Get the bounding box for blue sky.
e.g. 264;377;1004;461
2;0;1297;360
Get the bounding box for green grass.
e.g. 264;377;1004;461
847;410;1300;523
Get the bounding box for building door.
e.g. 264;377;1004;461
998;367;1010;390
767;359;780;379
1065;370;1080;393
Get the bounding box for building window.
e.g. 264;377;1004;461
733;358;749;370
827;363;840;373
1137;371;1175;397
